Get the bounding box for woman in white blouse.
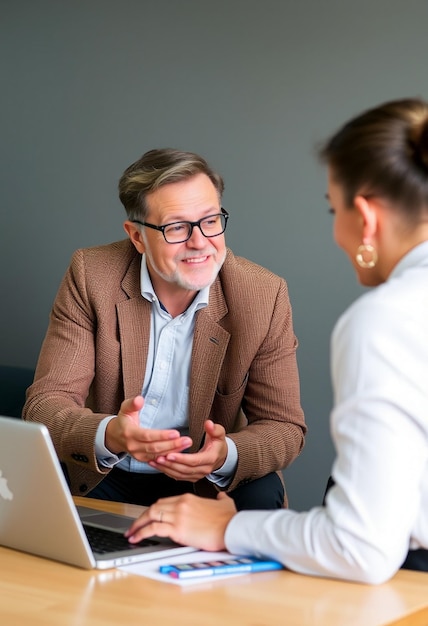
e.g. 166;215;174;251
125;97;428;584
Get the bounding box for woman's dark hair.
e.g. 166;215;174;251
319;98;428;219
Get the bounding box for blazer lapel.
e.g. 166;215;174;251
188;277;230;450
117;255;150;399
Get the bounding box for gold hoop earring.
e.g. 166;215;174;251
356;243;378;269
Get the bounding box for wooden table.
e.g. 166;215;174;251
1;497;428;626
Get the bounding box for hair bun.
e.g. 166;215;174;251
410;116;428;173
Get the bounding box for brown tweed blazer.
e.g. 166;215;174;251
24;240;306;499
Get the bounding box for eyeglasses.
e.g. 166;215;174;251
132;207;229;244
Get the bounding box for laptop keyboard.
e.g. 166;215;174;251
83;524;160;554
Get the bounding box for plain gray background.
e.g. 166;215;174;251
2;0;428;511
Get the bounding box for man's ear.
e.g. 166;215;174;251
353;195;379;241
124;221;146;254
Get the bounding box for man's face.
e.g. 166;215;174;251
126;173;227;295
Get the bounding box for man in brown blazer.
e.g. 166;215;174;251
23;148;306;510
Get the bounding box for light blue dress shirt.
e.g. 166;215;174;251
95;254;237;485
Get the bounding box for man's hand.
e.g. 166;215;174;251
148;419;228;482
105;396;192;462
125;491;236;552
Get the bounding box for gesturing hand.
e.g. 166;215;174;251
148;419;228;482
105;396;193;463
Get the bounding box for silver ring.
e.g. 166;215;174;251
159;510;163;523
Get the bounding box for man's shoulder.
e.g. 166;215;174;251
73;239;137;263
222;248;283;285
68;239;141;293
211;250;289;319
69;239;139;273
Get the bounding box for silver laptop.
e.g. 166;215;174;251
0;416;197;569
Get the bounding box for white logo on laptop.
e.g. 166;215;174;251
0;470;13;500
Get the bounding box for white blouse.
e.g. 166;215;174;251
225;241;428;583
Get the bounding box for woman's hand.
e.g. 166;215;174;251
125;491;237;552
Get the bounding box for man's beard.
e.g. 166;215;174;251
144;245;226;291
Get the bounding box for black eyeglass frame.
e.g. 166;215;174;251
131;207;229;244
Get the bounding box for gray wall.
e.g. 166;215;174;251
2;0;428;510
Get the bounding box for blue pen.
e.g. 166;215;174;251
159;556;283;579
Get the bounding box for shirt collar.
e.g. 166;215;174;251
389;240;428;279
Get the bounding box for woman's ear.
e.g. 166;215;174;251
353;195;379;241
124;221;146;254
